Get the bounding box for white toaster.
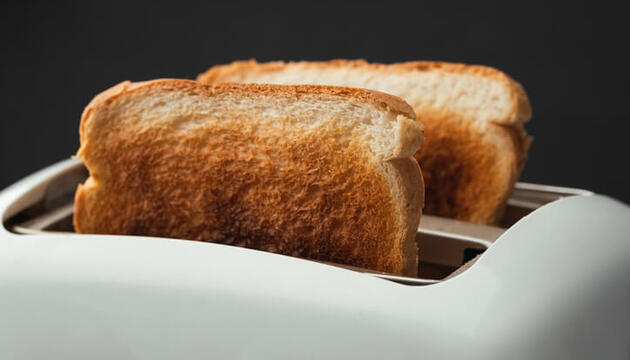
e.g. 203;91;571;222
1;158;629;359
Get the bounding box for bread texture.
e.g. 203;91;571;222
73;79;424;276
198;60;532;224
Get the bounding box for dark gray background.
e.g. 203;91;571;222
1;2;628;202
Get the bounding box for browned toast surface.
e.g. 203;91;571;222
74;80;424;275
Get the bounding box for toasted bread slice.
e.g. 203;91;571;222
74;80;424;276
199;60;532;224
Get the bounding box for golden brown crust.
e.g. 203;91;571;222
199;59;531;126
199;60;532;224
80;78;416;123
384;157;424;275
74;80;423;275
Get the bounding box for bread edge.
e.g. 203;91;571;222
198;59;532;127
384;157;424;276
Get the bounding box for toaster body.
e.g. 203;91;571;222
1;159;629;359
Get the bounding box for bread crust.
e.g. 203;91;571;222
74;80;423;276
80;79;416;123
198;60;532;224
199;59;531;127
384;157;424;275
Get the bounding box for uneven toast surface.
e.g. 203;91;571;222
74;80;424;275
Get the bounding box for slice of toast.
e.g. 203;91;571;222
73;80;424;276
198;60;532;224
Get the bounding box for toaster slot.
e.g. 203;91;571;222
3;162;87;233
3;161;593;286
416;230;489;280
502;183;593;227
10;203;74;234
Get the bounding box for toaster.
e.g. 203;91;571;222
1;158;629;359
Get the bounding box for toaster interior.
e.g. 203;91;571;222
3;161;592;286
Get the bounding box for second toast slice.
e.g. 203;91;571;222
199;60;532;224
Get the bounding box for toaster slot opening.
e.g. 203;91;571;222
3;160;593;286
4;181;495;285
416;231;488;280
502;183;593;227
